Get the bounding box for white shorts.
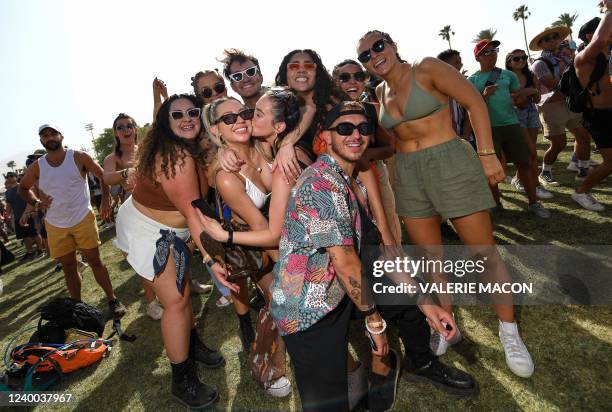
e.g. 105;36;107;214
114;196;190;281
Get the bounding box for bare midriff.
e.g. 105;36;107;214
392;106;458;153
132;198;188;229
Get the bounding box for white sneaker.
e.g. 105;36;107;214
191;280;213;294
511;176;525;193
566;161;579;172
536;186;554;199
499;321;534;378
347;362;367;410
146;301;164;320
266;376;291;398
215;296;232;307
430;326;462;356
571;192;605;212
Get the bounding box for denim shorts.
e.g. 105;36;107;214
515;103;542;130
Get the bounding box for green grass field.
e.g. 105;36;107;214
1;142;610;411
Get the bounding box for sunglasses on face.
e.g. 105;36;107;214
200;82;226;99
541;34;560;42
229;66;259;83
115;123;136;131
214;108;255;125
328;122;374;136
512;55;528;62
481;47;499;57
287;62;317;71
169;107;201;120
357;39;388;64
338;71;367;83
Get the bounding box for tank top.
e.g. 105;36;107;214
38;149;92;228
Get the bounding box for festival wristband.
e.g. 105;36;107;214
360;306;377;316
121;169;129;179
365;318;387;335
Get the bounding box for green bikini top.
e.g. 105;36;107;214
379;65;448;129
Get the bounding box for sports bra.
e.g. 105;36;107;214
379;64;448;129
238;172;271;210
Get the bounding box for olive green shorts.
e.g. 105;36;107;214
491;124;531;165
395;138;495;220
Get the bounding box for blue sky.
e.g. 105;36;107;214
0;0;599;175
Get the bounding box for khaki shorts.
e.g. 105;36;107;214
45;211;100;259
395;138;495;220
492;124;531;165
539;100;583;137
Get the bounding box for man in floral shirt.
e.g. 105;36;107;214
270;101;388;411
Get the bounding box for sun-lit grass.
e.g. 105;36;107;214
0;139;610;411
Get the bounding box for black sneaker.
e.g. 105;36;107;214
108;299;127;319
19;252;35;262
172;359;219;409
189;338;225;369
403;357;479;397
368;348;401;412
538;171;560;187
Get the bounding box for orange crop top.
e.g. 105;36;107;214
132;166;208;211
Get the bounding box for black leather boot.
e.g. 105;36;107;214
171;358;218;409
189;329;225;368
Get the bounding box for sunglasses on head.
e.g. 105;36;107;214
229;66;259;83
328;122;374;136
200;82;226;99
511;55;528;62
169;107;201;121
541;33;560;42
214;108;255;125
357;39;388;64
338;71;367;83
287;62;317;71
481;47;499;57
115;123;136;131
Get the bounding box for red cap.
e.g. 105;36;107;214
474;39;501;58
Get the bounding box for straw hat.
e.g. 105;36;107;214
529;26;571;51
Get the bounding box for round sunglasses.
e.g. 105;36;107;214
229;66;259;83
200;82;226;99
328;122;374;136
338;71;367;83
357;39;388;64
214;108;255;125
169;107;201;121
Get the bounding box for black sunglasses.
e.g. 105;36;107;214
115;123;136;131
511;55;528;62
214;108;255;125
200;82;226;99
328;122;374;136
541;33;560;43
338;71;367;83
169;108;201;120
357;39;388;64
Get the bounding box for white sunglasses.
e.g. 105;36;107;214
229;66;259;82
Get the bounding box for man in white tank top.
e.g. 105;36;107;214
18;124;126;318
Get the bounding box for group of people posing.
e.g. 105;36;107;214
15;7;611;411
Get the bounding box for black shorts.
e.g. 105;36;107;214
583;108;612;150
491;124;531;165
15;217;38;240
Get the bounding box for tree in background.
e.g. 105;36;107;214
439;25;455;49
473;28;497;43
513;5;532;60
553;12;579;40
6;161;16;171
92;124;150;164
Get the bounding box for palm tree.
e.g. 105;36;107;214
513;5;532;60
553;12;579;40
438;25;455;49
473;28;497;43
6;161;16;171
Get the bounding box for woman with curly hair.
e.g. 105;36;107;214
505;49;552;199
114;93;236;408
356;30;534;378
